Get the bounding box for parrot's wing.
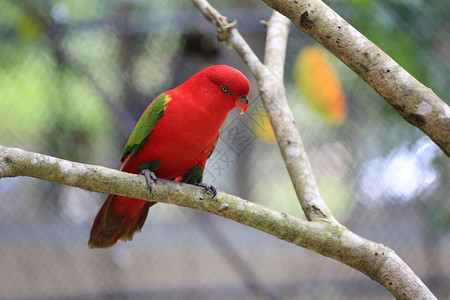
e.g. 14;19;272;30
121;93;172;162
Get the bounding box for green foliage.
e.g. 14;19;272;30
336;0;450;98
0;0;184;167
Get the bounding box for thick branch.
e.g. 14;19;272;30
260;0;450;156
0;145;436;299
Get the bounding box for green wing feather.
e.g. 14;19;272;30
121;93;172;162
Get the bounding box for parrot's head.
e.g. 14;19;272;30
193;65;250;114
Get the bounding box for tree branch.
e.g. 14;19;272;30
0;145;436;299
192;0;334;222
260;0;450;156
263;11;290;81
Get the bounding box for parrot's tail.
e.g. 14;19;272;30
88;194;155;248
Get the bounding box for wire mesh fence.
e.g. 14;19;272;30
0;0;449;299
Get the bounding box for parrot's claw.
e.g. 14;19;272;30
198;183;218;198
140;169;158;193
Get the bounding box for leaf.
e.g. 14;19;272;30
294;46;347;125
251;106;276;143
17;14;44;41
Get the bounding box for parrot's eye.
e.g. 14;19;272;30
220;85;231;95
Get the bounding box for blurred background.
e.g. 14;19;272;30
0;0;449;299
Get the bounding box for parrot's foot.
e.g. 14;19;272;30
140;169;158;193
198;183;218;198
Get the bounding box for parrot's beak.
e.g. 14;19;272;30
235;95;249;114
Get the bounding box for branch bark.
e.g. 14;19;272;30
264;11;289;81
0;145;436;299
260;0;450;156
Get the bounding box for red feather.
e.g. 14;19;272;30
88;65;250;248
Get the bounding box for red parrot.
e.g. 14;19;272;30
88;65;250;248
